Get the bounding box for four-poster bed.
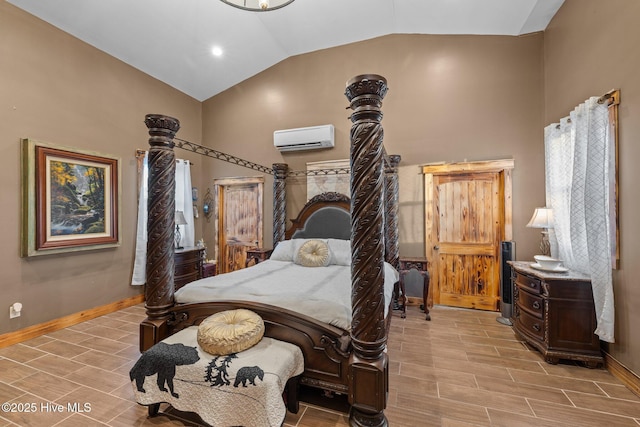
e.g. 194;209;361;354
139;74;398;426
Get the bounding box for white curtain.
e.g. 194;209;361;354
175;159;195;248
131;156;194;286
544;97;615;343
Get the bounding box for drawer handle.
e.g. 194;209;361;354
529;282;536;288
532;324;541;332
532;301;541;310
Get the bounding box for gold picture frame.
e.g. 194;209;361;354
21;138;121;257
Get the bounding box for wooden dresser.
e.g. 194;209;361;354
175;247;204;290
509;261;603;368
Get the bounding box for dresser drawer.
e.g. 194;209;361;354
175;262;200;276
515;272;541;294
175;270;199;280
176;249;202;264
517;309;544;341
175;271;199;282
517;289;544;319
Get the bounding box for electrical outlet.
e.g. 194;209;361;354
9;304;21;319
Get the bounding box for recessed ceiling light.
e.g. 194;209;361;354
211;46;223;57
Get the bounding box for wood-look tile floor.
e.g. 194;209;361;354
1;304;639;426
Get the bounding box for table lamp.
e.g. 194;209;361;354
526;207;553;256
175;210;188;249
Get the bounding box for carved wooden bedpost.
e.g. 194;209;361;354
384;155;401;270
140;114;180;351
345;74;389;427
272;163;288;245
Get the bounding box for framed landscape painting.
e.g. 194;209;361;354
21;139;121;257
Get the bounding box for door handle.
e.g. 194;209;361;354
433;245;440;250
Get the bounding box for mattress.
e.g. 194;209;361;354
175;260;399;330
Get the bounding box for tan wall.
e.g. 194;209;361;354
0;2;202;335
202;33;546;260
544;0;640;378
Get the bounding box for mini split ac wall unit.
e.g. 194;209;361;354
274;124;335;152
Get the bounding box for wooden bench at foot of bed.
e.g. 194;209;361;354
130;325;304;426
146;301;360;395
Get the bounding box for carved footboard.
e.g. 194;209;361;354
166;301;353;394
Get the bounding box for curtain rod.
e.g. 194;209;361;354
598;89;620;105
555;89;620;128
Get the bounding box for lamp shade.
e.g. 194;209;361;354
175;210;188;226
526;207;553;229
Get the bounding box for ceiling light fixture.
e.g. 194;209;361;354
219;0;295;12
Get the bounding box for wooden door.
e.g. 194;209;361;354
214;177;264;274
423;160;513;311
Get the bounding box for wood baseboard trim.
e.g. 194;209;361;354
604;351;640;398
0;294;145;349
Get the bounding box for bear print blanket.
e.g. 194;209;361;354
130;326;304;427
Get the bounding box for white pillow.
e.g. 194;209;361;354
269;240;295;261
294;239;331;267
328;239;351;266
269;239;312;262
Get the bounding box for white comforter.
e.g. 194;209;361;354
175;260;399;330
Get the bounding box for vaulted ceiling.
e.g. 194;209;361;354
9;0;564;101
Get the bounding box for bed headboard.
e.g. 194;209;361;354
285;192;350;240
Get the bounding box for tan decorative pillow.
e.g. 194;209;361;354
197;309;265;355
295;239;330;267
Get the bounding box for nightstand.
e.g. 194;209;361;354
246;248;273;267
398;257;430;320
203;261;217;278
